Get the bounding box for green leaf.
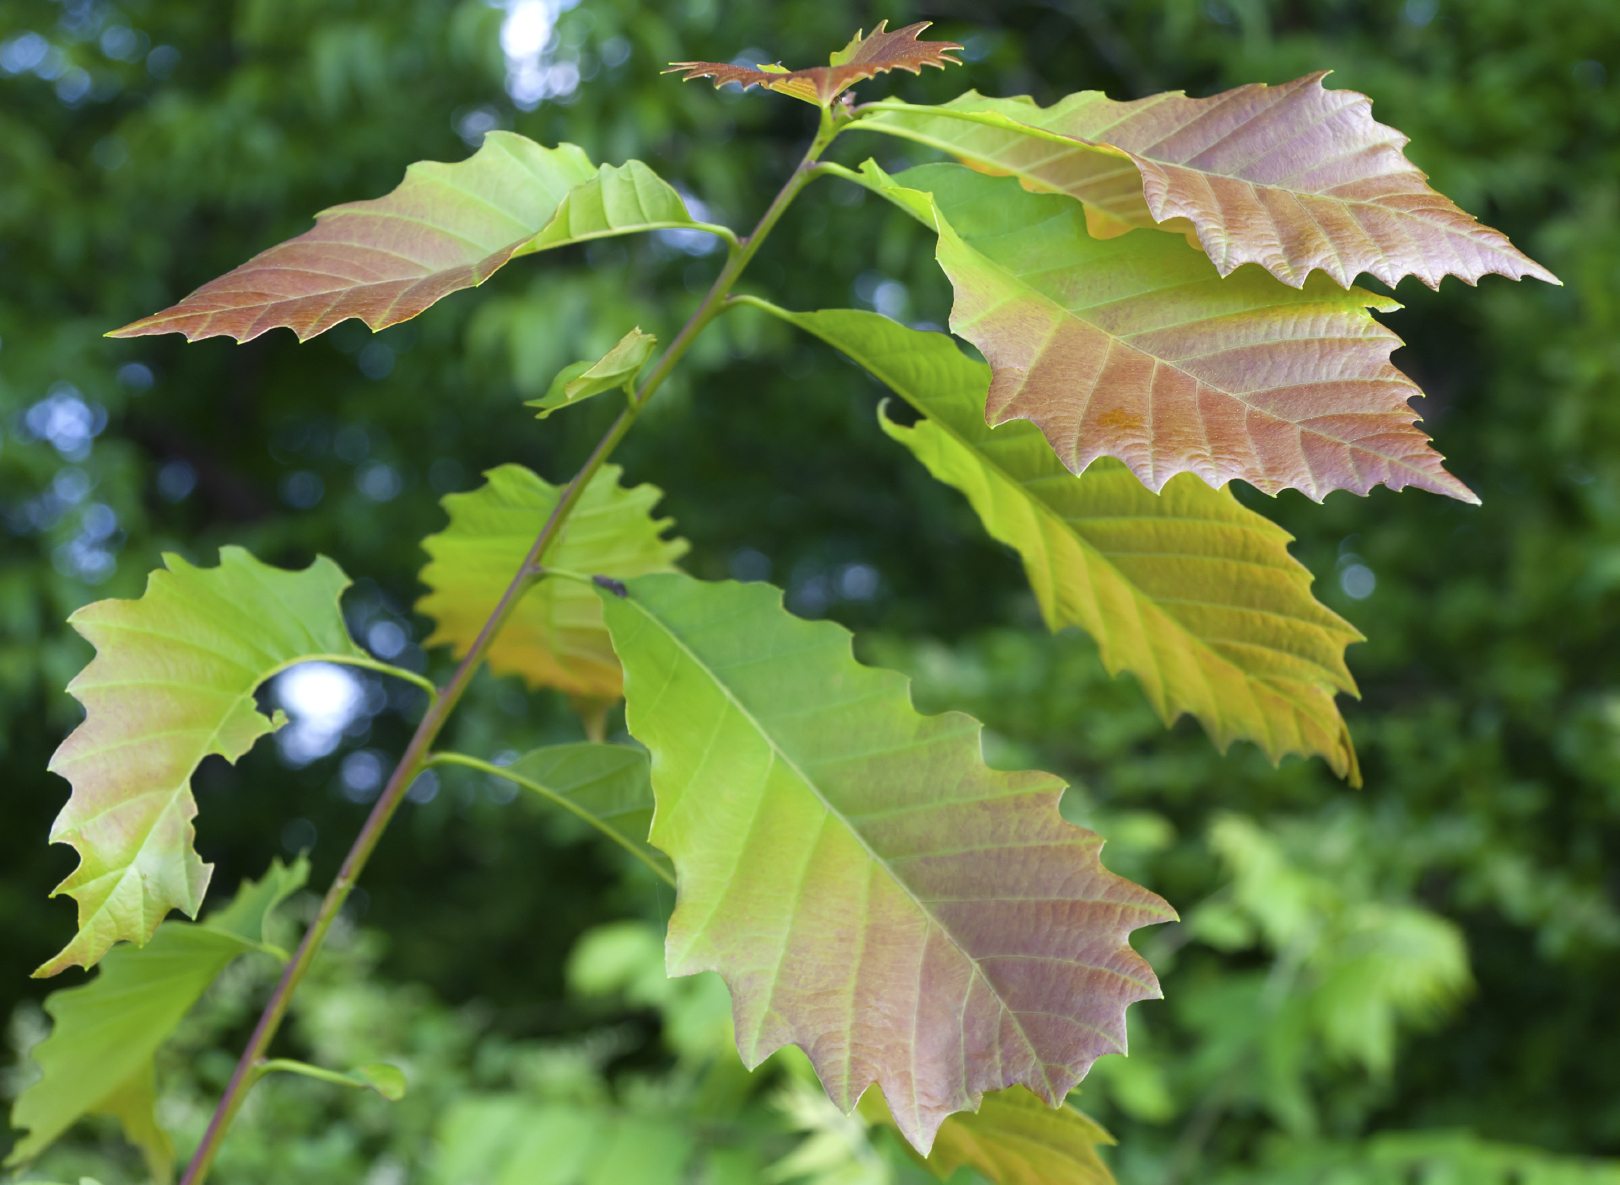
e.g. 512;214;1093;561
524;161;731;251
432;1097;697;1185
527;328;657;419
744;302;1361;781
597;572;1174;1153
862;1085;1115;1185
40;548;363;976
8;859;308;1181
455;743;669;880
108;133;599;342
858;81;1557;290
855;160;1476;504
417;465;688;699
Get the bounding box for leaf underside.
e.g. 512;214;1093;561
864;76;1558;290
417;464;688;700
665;20;962;106
756;303;1361;781
9;859;307;1179
869;162;1476;503
862;1084;1116;1185
40;548;361;976
599;572;1173;1153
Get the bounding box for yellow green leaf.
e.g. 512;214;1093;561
862;1085;1116;1185
417;465;687;699
743;301;1361;781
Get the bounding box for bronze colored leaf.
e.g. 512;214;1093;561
107;133;598;343
861;161;1477;503
664;21;961;107
862;76;1558;290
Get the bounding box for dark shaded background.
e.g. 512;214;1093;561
3;1;1617;1181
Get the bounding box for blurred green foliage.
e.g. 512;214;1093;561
2;0;1616;1181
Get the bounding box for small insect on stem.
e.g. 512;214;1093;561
593;574;629;597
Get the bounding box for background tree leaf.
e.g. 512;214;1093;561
7;858;308;1181
664;20;962;107
524;161;729;251
430;1097;699;1185
861;161;1476;503
417;465;687;699
599;572;1173;1153
746;303;1362;781
862;1084;1115;1185
527;328;656;420
861;79;1558;290
39;549;362;976
108;132;600;343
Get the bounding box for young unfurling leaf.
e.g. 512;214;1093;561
598;572;1173;1153
39;550;363;976
664;20;961;107
417;465;687;699
860;76;1558;290
528;328;657;419
747;302;1362;781
858;161;1476;503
